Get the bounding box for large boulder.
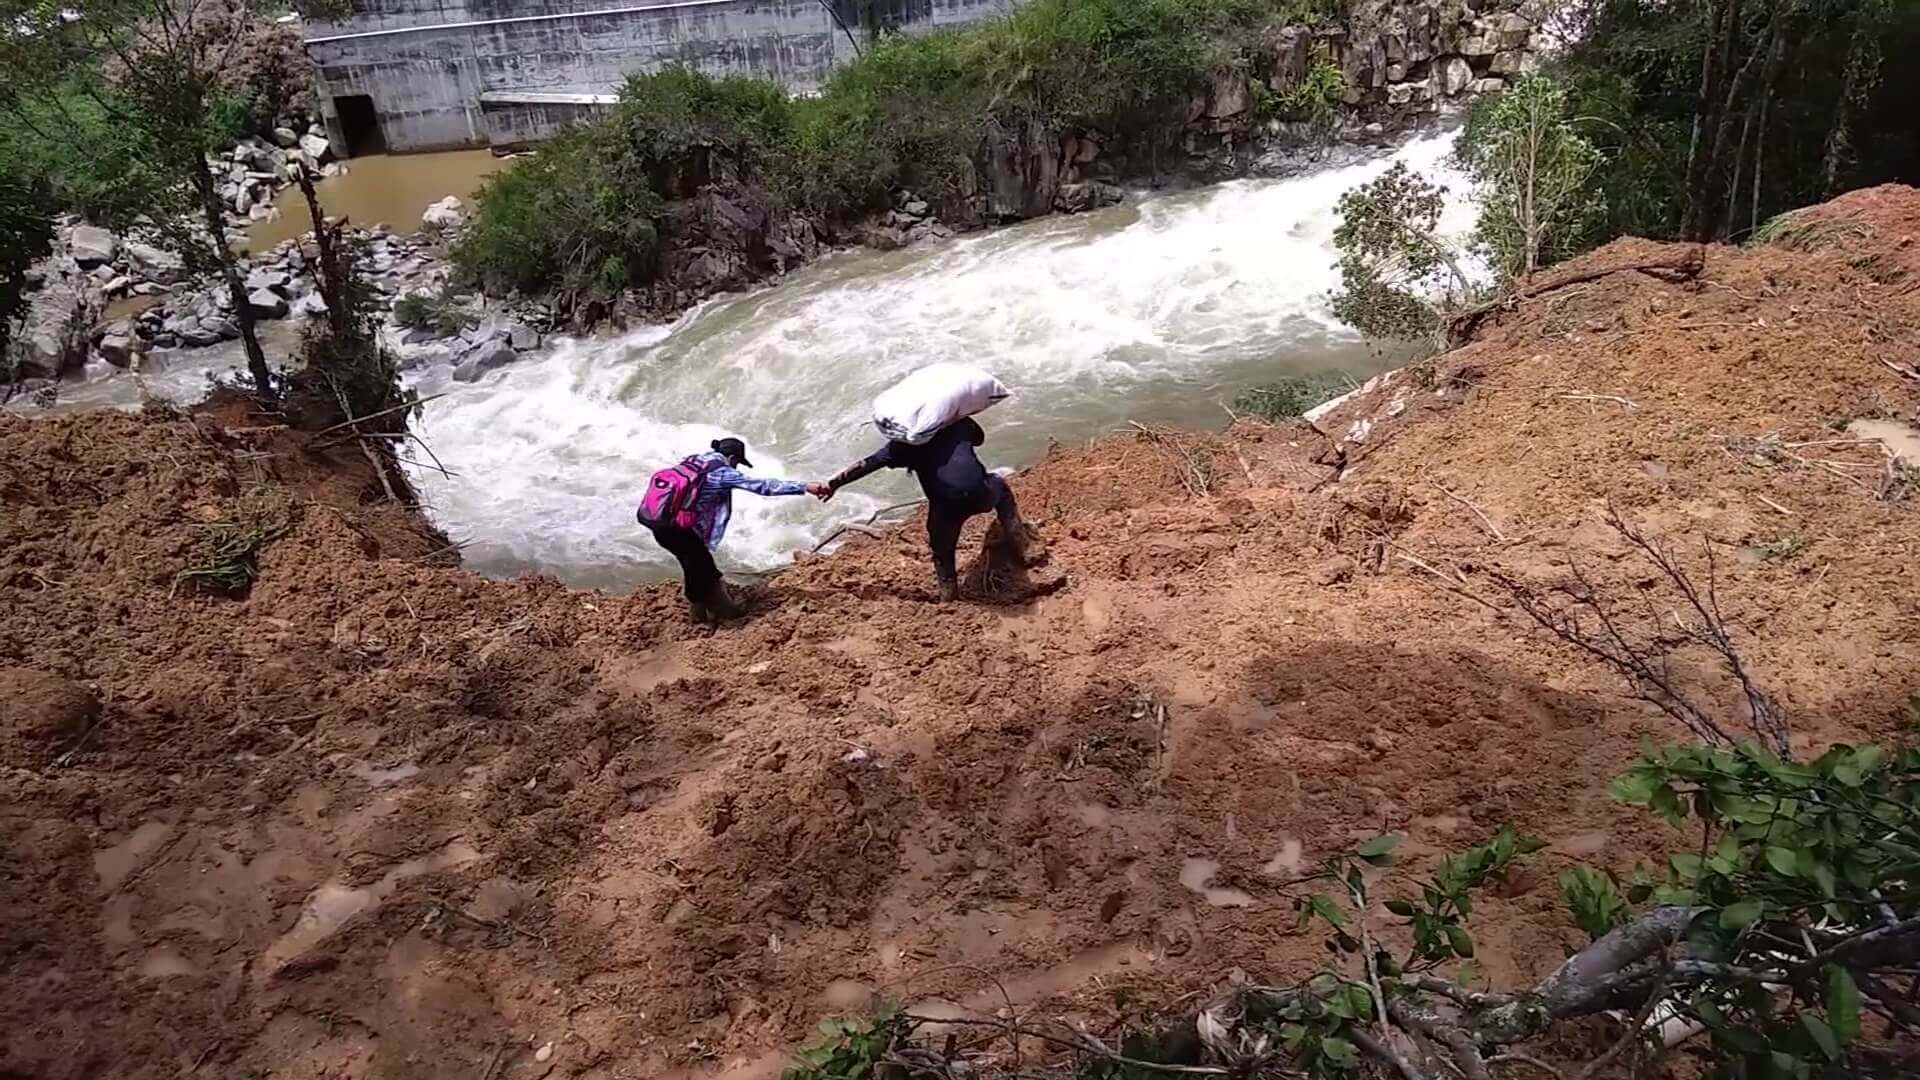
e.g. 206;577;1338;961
299;132;332;164
245;289;289;319
15;275;99;379
451;340;517;383
124;241;186;284
1440;56;1475;96
1053;181;1124;215
983;118;1061;222
0;668;99;765
246;266;292;294
272;126;300;148
421;195;465;232
1205;68;1251;119
1490;49;1538;76
69;224;118;267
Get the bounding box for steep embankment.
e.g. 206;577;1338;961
3;188;1918;1079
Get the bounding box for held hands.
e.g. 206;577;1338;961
805;482;834;502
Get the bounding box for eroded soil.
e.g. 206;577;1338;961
3;186;1919;1078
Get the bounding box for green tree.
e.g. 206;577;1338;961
1456;75;1605;277
1328;163;1475;351
0;0;348;400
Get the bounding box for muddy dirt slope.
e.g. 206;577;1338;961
3;187;1919;1079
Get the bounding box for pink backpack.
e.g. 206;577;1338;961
636;455;715;530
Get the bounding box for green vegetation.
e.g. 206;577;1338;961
1264;58;1345;129
1456;75;1603;277
0;0;351;399
1329;162;1476;349
173;490;292;596
1231;371;1351;420
789;739;1920;1079
455;0;1341;306
392;288;477;338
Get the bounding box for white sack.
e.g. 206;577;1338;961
872;363;1010;445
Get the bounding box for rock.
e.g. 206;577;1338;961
903;198;930;217
421;195;465;231
1205;69;1250;119
299;132;332;164
508;323;540;351
0;668;99;763
97;332;135;368
201;314;242;340
1441;56;1475;96
1053;181;1124;214
69;224;118;267
232;185;254;215
1496;12;1533;45
1469;77;1507;94
1386;61;1408;82
308;121;327;137
1387;82;1416;107
1310;555;1357;586
124;241;186;284
273;126;300;148
245;267;292;293
290;292;329;319
1490;50;1537;76
451;341;517;383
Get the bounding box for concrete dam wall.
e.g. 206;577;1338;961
304;0;1017;155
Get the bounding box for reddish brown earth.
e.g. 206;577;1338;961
3;186;1919;1079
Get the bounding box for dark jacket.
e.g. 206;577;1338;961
829;417;990;504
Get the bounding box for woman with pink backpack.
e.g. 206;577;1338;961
636;437;828;623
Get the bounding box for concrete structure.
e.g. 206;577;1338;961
304;0;1019;155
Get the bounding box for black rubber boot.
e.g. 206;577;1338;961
703;580;748;620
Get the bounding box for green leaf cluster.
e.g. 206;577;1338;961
782;1005;911;1080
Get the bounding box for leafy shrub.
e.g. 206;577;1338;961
1231;372;1350;420
1329;163;1475;348
454;125;662;304
392;288;473;337
1269;59;1345;127
460;0;1347;298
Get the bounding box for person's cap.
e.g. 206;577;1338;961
712;437;752;467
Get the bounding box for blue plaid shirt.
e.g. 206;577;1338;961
690;451;809;548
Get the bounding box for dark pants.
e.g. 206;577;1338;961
645;522;720;602
926;474;1020;585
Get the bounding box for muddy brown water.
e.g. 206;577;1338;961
244;149;507;250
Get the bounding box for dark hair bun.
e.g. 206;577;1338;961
710;439;722;451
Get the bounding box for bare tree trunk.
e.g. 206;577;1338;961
1683;0;1740;237
192;165;271;401
1690;3;1776;240
1749;20;1789;236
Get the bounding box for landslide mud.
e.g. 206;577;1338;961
3;187;1919;1079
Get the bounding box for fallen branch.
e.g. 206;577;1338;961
1436;485;1509;542
810;500;926;554
900;1014;1232;1076
1556;392;1639;410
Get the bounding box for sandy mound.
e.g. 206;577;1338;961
2;187;1917;1079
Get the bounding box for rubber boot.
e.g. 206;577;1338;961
936;578;961;603
688;599;714;626
703;580;748;620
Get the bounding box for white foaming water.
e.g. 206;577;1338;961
408;129;1478;589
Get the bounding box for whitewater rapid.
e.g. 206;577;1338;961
401;129;1477;589
18;130;1475;588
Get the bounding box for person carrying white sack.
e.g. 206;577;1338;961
817;364;1032;602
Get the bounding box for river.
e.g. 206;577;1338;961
406;130;1475;589
19;130;1475;591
